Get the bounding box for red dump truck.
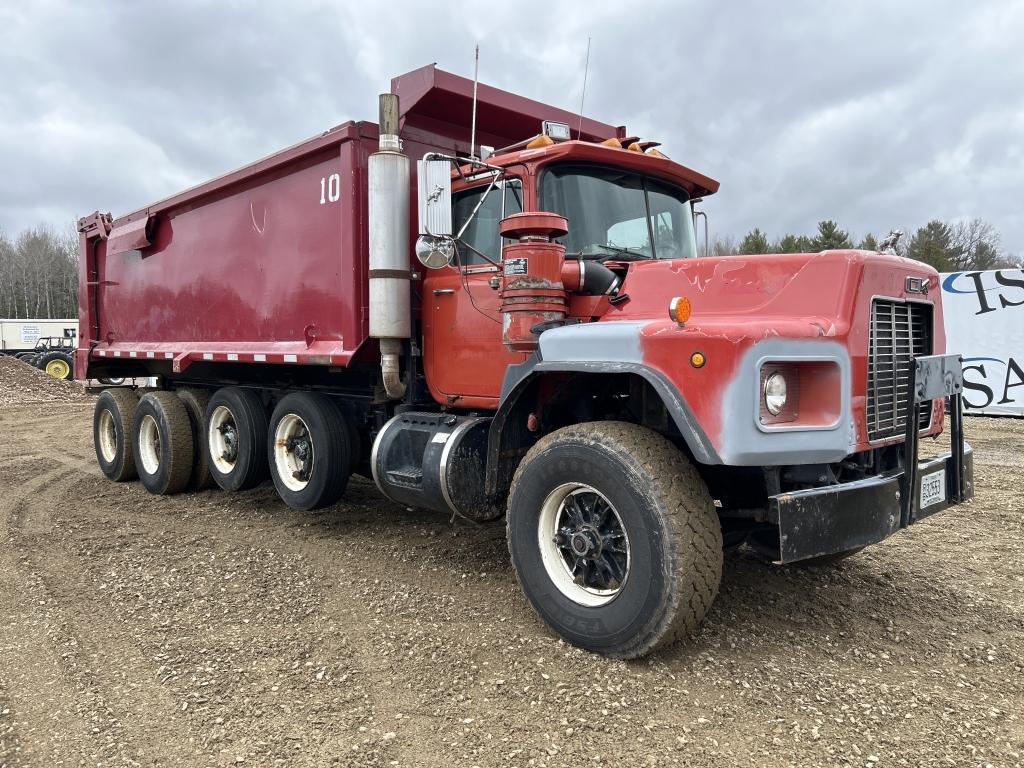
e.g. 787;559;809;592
77;65;973;658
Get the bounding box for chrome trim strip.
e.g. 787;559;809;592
369;414;404;503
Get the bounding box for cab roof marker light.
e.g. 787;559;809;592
542;121;571;141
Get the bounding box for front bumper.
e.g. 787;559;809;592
767;352;974;563
768;444;974;563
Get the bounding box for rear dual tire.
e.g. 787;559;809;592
94;389;139;482
132;392;195;495
268;392;351;511
176;388;215;490
205;387;269;492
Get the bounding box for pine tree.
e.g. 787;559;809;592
739;228;770;255
858;233;878;251
776;234;814;253
810;220;852;251
905;220;956;271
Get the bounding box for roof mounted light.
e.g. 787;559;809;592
542;120;571;141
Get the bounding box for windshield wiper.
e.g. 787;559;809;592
577;243;654;262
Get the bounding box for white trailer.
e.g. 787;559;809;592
0;318;78;354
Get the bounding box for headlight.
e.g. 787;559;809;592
763;372;788;416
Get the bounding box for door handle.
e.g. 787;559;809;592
432;288;455;295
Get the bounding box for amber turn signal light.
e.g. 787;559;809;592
690;352;706;368
668;296;691;325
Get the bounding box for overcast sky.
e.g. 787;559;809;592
1;0;1021;256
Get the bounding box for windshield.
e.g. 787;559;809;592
540;165;697;260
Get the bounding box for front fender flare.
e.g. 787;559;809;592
485;358;722;497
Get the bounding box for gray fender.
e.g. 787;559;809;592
485;355;722;495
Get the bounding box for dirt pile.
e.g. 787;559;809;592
0;355;87;406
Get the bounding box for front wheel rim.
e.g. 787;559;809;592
537;483;631;607
273;413;313;492
138;414;161;475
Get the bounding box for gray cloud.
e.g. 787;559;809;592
1;0;1021;257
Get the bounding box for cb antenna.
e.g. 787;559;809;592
577;36;592;139
470;44;480;159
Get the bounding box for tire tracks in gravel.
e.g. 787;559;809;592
1;465;97;766
1;455;206;766
92;483;495;768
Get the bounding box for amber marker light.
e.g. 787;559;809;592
690;352;706;368
668;296;691;325
525;134;554;149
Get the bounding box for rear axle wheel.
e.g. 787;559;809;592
268;392;351;511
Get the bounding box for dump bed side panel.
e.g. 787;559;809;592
80;125;373;376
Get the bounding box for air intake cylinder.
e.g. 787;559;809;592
498;212;569;352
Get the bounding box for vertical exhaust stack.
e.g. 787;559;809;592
369;93;411;399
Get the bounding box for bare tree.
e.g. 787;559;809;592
0;223;79;318
949;218;1014;270
710;235;738;256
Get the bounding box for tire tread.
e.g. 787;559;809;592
95;388;139;481
507;421;723;658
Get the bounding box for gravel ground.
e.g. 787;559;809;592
0;356;85;406
0;400;1021;767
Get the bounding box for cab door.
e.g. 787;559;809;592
423;179;526;405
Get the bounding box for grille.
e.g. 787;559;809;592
866;299;933;441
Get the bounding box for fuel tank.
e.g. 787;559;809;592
371;412;502;522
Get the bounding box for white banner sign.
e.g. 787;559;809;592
940;269;1024;416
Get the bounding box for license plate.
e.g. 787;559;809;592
920;469;946;509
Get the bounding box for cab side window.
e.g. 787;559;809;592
451;180;523;266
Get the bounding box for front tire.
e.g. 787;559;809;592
267;392;352;511
132;391;195;495
205;387;269;491
507;421;723;658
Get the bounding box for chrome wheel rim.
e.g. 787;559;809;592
138;414;161;475
209;405;239;475
273;413;313;492
98;409;117;463
537;483;630;607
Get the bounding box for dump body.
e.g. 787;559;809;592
78;123;373;374
76;65;621;379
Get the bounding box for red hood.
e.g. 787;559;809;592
612;250;940;331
